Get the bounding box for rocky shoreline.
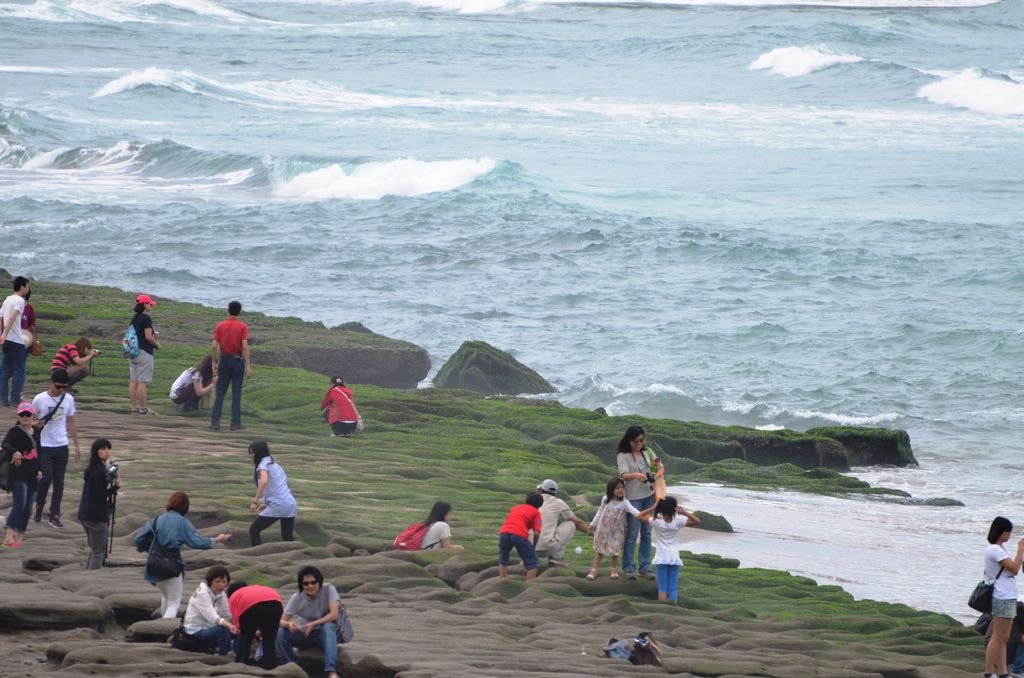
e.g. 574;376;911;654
0;276;980;676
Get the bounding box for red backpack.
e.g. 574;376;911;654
393;522;428;550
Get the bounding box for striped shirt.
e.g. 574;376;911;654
51;344;80;372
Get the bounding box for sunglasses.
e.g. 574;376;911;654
301;580;319;587
18;412;32;417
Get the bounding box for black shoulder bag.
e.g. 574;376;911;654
145;515;184;580
968;566;1003;614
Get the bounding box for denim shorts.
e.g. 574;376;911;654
993;597;1017;619
498;532;539;570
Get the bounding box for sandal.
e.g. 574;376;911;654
610;569;619;580
585;569;598;581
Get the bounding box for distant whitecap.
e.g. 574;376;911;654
273;157;498;200
750;45;864;78
917;68;1024;116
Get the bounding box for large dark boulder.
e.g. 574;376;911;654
806;427;918;467
434;341;555;396
252;336;431;389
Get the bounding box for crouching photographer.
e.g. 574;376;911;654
77;438;121;570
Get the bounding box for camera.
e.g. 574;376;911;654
93;349;102;356
105;461;120;483
644;472;655;485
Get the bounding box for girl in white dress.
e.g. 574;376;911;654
587;477;639;580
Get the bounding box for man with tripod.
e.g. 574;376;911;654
77;438;120;569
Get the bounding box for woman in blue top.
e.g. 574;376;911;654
247;441;298;546
134;491;232;618
984;516;1024;678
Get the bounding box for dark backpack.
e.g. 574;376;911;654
393;522;428;550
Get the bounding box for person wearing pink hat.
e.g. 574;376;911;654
128;294;161;416
1;402;41;547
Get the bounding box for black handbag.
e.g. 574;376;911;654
968;567;1003;613
145;516;183;580
170;625;205;652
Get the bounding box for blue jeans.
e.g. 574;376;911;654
498;532;540;570
0;340;27;405
655;563;681;602
623;494;655;574
8;478;37;532
211;356;244;427
277;621;337;672
36;445;69;517
196;625;234;655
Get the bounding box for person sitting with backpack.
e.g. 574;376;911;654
50;337;99;389
393;501;464;551
170;355;216;412
277;565;342;678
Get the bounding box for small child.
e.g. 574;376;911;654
497;491;544;580
636;496;700;602
587;477;640;580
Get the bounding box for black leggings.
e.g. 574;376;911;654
237;600;283;668
249;515;295;546
331;421;357;435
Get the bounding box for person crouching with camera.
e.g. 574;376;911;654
77;437;119;569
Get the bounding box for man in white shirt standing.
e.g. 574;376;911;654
0;275;31;408
32;368;81;529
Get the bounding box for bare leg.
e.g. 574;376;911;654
498;565;508;579
986;616;1012;674
525;568;538;580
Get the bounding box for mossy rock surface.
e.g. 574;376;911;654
807;426;918;467
434;340;555;395
0;274;981;678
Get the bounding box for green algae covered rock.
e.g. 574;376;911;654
806;426;918;467
434;340;555;395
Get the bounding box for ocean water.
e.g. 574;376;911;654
2;0;1023;621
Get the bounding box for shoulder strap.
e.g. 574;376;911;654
148;516;159;554
37;392;67;431
336;388;360;417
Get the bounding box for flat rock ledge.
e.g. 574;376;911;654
0;536;979;678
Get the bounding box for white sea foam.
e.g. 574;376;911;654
750;45;863;78
917;68;1024;116
755;424;787;431
403;0;511;13
787;409;901;426
273;157;497;200
530;0;996;7
0;0;249;23
22;146;70;169
92;67;200;98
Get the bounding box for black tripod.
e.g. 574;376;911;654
105;479;118;562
